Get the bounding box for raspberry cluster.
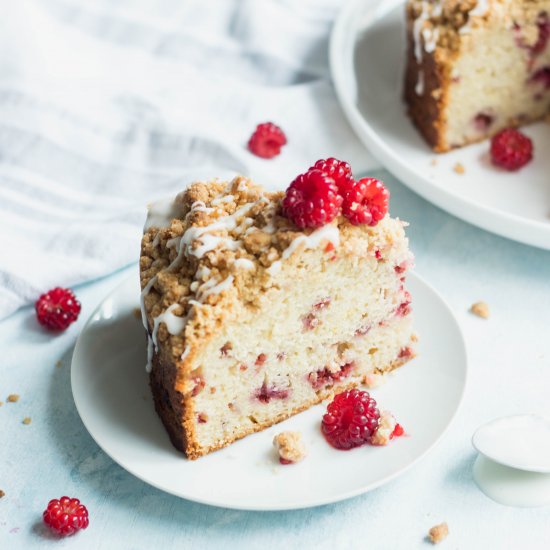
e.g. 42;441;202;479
43;496;89;536
282;158;389;229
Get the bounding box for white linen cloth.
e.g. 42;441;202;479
0;0;380;320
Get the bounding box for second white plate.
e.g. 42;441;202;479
71;271;467;511
331;0;550;250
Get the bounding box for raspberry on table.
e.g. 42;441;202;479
490;128;533;171
340;177;389;226
282;169;342;229
247;122;287;159
35;287;81;331
43;496;89;536
321;389;380;450
312;157;354;191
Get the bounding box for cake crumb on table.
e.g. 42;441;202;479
0;401;3;407
55;360;62;368
22;417;32;425
453;162;465;174
0;490;5;498
428;522;449;544
273;431;306;465
7;394;20;403
430;158;438;166
470;301;490;319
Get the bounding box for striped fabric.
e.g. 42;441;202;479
0;0;378;319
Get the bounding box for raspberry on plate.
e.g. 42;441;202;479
490;128;533;171
43;496;89;536
340;177;389;226
311;157;354;191
247;122;287;159
282;169;342;229
35;287;81;331
321;389;380;450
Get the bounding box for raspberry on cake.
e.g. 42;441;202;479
140;169;416;459
405;0;550;151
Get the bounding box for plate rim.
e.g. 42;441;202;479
71;271;468;511
330;0;550;251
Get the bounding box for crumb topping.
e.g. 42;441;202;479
470;301;490;318
428;522;449;544
273;431;307;464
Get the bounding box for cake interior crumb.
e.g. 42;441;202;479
273;431;307;464
22;417;32;425
470;301;489;319
428;522;449;544
7;394;20;403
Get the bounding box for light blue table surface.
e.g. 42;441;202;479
2;169;550;549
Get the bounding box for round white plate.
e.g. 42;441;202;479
330;0;550;250
71;272;467;511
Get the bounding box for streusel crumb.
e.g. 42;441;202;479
428;522;449;544
22;417;32;425
453;162;465;175
7;394;20;403
273;431;307;464
370;410;397;446
470;301;489;319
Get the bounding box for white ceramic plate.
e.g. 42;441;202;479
71;272;467;511
330;0;550;250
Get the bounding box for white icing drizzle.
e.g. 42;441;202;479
140;275;157;373
151;304;186;348
198;275;234;300
211;194;235;206
415;70;425;95
190;200;214;214
233;258;255;270
181;346;190;361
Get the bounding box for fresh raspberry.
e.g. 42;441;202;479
247;122;287;159
490;128;533;171
339;177;389;226
392;424;405;438
321;389;380;450
35;287;81;331
282;169;342;228
43;496;89;536
312;157;354;191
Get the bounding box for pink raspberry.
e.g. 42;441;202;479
339;177;389;226
282;169;342;229
247;122;287;159
43;496;89;536
321;389;380;450
490;128;533;171
35;287;81;331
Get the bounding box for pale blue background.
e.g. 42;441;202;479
2;170;550;549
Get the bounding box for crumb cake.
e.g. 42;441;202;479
139;175;416;459
405;0;550;151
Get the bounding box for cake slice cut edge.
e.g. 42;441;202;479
140;176;417;459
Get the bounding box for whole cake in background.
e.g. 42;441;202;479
404;0;550;152
139;168;416;460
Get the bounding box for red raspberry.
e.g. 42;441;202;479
247;122;287;159
35;287;81;331
340;177;389;226
282;169;342;229
43;496;89;536
391;423;405;438
321;389;380;450
312;157;354;190
490;128;533;171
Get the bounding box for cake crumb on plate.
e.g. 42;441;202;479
7;394;20;403
453;162;465;175
273;431;306;465
428;522;449;544
470;301;489;319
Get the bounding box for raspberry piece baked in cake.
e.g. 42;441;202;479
140;168;416;459
405;0;550;152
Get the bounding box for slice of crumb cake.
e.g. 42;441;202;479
139;164;416;459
